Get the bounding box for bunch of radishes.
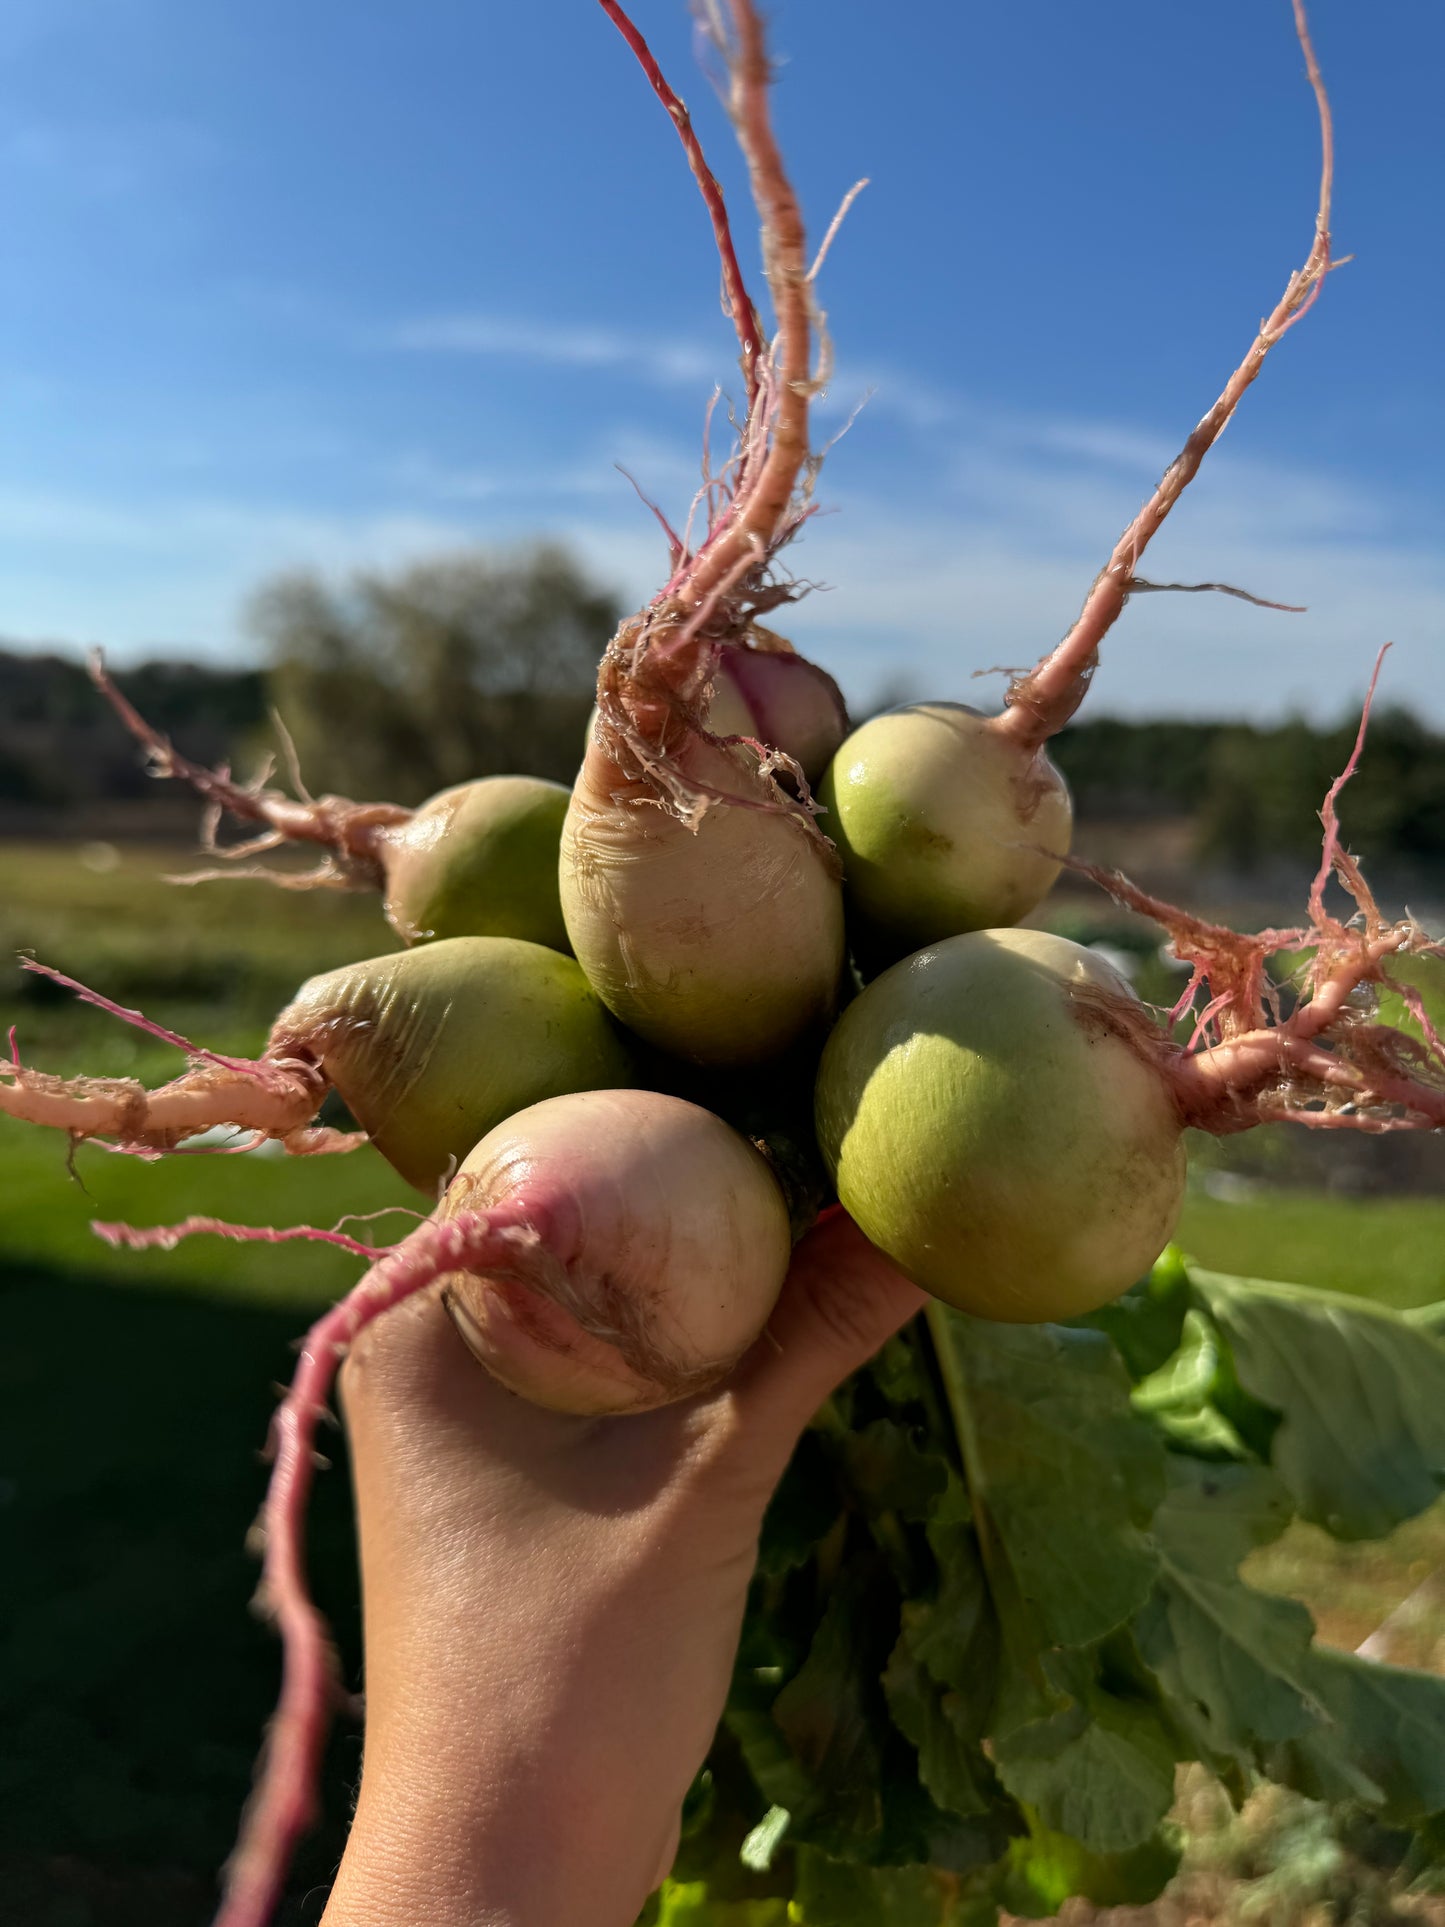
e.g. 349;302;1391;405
5;2;1444;1923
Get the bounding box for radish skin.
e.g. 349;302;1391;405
562;732;844;1066
709;635;850;786
437;1089;794;1412
375;776;572;949
269;938;638;1189
816;928;1187;1321
2;939;636;1189
820;703;1072;965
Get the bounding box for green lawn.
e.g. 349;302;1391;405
1;841;417;1923
0;836;393;1070
0;1119;419;1311
1179;1190;1445;1311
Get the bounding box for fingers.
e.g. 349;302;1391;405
729;1208;926;1459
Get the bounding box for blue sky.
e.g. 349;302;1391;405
2;0;1442;723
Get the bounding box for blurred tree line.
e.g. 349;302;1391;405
1;540;1440;871
255;543;618;803
0;545;617;819
0;652;267;808
1050;708;1445;867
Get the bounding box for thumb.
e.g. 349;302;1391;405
730;1207;927;1457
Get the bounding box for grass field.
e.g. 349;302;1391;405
0;841;414;1923
3;838;1443;1924
1181;1190;1445;1312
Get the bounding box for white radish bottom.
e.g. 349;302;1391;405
438;1088;794;1413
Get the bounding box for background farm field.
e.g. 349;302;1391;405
4;834;1443;1924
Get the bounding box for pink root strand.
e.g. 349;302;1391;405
18;958;263;1075
106;1206;540;1927
998;0;1336;748
90;652;409;881
596;0;819;660
1308;643;1388;932
677;0;817;613
1077;652;1445;1133
93;1215;387;1260
589;0;832;839
0;963;340;1153
597;0;764;400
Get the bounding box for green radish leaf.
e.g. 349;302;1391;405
757;1429;845;1578
730;1557;895;1857
997;1821;1180;1918
874;1766;1021;1878
837;1418;951;1524
883;1637;997;1820
1268;1647;1445;1825
1408;1300;1445;1341
1192;1267;1445;1539
1075;1246;1193;1381
1145;1402;1251;1458
896;1470;997;1699
725;1697;819;1826
988;1658;1177;1855
647;1883;791;1926
740;1805;792;1872
932;1313;1166;1648
868;1328;933;1411
1130;1307;1219;1416
1131;1459;1321;1758
685;1261;1445;1914
1128;1309;1250;1460
790;1849;996;1926
666;1742;798;1903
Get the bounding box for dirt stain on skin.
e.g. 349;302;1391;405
897;815;954;859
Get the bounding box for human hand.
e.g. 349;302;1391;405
321;1208;924;1927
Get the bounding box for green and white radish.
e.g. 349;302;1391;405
561;729;844;1066
815;928;1187;1321
817;11;1335;969
92;659;575;954
820;704;1072;968
2;939;637;1192
269;937;637;1188
558;3;847;1067
377;776;571;949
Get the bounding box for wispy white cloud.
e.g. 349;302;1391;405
380;304;968;442
383;425;707;508
385;312;724;392
817;362;965;434
2;390;1440;728
0;484;662;660
1011;417;1180;475
783;466;1445;726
